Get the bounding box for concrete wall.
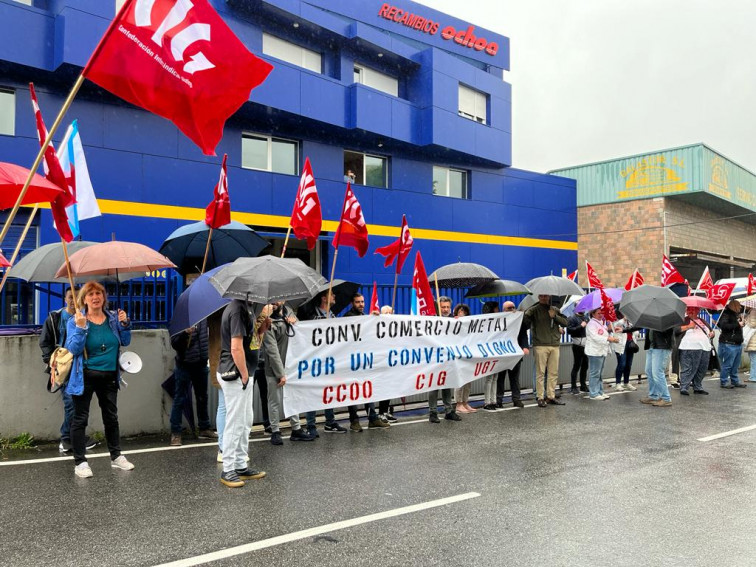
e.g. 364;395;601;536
0;330;175;440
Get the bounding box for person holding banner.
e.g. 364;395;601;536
497;301;529;408
453;304;476;413
377;305;398;423
481;302;501;411
718;299;746;389
524;295;568;408
428;297;461;423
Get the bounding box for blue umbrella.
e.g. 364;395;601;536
169;265;230;336
159;221;269;275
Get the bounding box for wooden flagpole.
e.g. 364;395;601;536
200;227;214;274
391;271;399;313
60;238;78;305
434;272;441;315
280;226;292;258
327;248;339;307
0;204;39;295
0;75;86;248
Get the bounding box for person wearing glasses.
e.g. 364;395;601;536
65;281;134;479
497;301;530;408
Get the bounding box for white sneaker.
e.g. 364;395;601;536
615;383;625;392
75;462;93;478
589;395;604;401
111;455;135;471
602;394;611;400
217;450;223;463
623;382;637;391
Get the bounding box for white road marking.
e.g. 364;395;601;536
152;492;481;567
697;424;756;442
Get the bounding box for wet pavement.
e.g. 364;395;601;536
1;378;755;567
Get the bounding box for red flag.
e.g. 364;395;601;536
661;255;686;286
412;251;436;316
623;268;645;290
696;266;714;291
332;183;369;257
748;273;755;296
375;215;414;274
0;251;10;268
82;0;274;156
289;157;321;250
204;154;230;229
30;84;74;243
370;281;380;314
706;283;736;308
585;261;604;289
566;270;578;283
600;287;618;322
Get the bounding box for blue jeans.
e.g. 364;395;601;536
60;388;74;442
588;355;606;397
646;349;671;401
718;343;743;386
615;351;635;383
216;389;226;451
170;364;211;434
749;352;756;381
305;409;337;428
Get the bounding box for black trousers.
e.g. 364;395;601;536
378;399;392;414
253;365;270;427
496;360;522;402
570;344;588;388
71;369;121;465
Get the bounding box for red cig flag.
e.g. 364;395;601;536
290;157;322;250
661;255;686;286
82;0;274;156
204;154;230;229
30;84;74;243
332;183;369;257
623;268;645;291
370;281;380;314
585;261;604;289
412;251;437;316
375;214;414;274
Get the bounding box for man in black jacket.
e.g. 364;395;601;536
496;301;529;408
169;319;215;445
640;328;674;407
566;311;589;394
718;299;747;389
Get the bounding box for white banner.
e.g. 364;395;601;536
283;312;523;417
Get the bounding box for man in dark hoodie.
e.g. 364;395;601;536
718;299;747;389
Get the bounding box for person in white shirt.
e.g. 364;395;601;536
584;308;619;400
677;307;714;395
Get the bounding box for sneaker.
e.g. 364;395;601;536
324;422;347;433
614;383;625;392
537;399;547;407
198;429;218;439
588;395;604;401
693;389;709;395
444;411;462;421
263;426;273;435
623;382;637;391
733;383;747;388
384;412;398;422
652;399;672;407
570;387;580;395
546;398;565;406
350;421;363;432
378;413;389;423
368;419;390;429
495;401;504;408
217;450;223;463
170;434;182;446
74;462;93;478
306;425;319;438
220;470;244;488
579;385;589;393
270;431;283;445
513;400;524;408
671;382;680;389
639;397;657;404
235;468;266;480
482;404;498;412
680;390;689;396
59;440;72;454
720;384;734;389
429;412;440;424
601;394;611;400
290;428;315;441
111;455;135;471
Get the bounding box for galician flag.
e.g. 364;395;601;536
58;120;101;238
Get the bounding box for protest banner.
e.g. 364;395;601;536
283;311;523;416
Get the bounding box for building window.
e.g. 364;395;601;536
353;64;398;97
344;151;388;188
458;84;487;124
242;134;298;175
433;166;468;199
0;89;15;136
262;33;321;73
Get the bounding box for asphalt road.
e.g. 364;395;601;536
1;377;755;567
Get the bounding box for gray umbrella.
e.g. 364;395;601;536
465;279;531;298
7;241;143;283
620;284;685;331
428;262;498;288
209;256;326;304
525;275;584;297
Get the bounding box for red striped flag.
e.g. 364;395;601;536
586;261;604;289
332;183;369;257
290;157;322;250
661;255;686;286
204;154;230;229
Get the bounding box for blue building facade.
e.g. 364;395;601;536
0;0;576;323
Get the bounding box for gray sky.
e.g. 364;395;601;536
417;0;756;174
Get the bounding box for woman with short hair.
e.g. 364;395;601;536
584;307;618;400
65;281;133;478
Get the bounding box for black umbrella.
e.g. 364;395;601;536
428;262;498;288
620;284;685;331
159;221;269;275
465;279;531;298
209;256;326;304
525;275;584;297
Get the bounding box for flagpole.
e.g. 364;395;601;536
433;272;441;315
391;271;399;313
61;238;78;305
0;75;86;248
200;227;214;274
0;204;40;295
327;248;339;307
280;226;292;258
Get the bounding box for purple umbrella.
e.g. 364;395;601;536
574;288;623;312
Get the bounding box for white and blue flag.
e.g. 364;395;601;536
57;120;100;238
